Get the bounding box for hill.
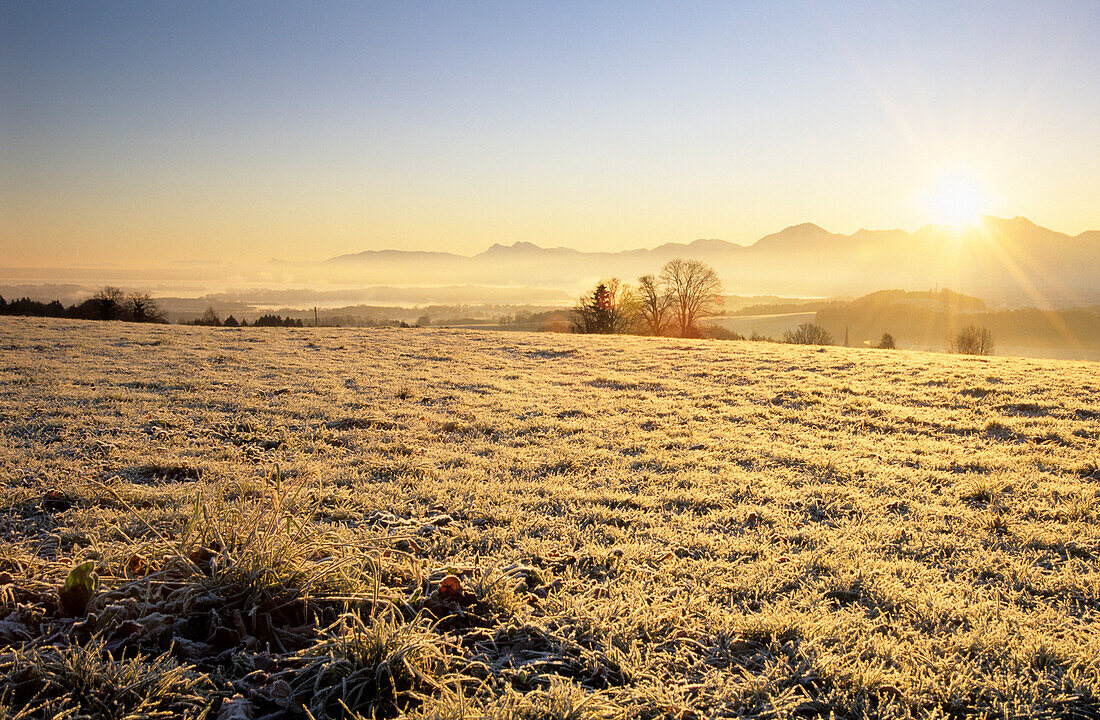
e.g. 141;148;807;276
0;317;1097;717
814;289;1100;358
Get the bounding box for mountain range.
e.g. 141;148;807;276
321;217;1100;307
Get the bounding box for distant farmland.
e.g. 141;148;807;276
0;317;1097;718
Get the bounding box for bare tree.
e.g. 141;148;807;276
637;274;672;336
125;292;165;323
91;286;126;321
603;277;640;334
196;306;222;327
949;325;994;355
570;278;637;334
783;322;833;345
660;259;722;338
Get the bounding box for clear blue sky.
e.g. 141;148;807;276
3;1;1098;265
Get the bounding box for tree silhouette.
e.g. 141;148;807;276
950;325;994;355
90;286;126;321
125;292;165;323
783;322;833;345
570;278;637;334
660;259;722;338
637;274;672;336
196;307;221;326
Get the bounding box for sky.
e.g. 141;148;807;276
2;1;1098;267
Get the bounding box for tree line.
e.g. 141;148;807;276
568;260;1002;355
1;288;433;328
0;287;166;323
569;257;842;344
571;258;725;338
189;307;304;327
568;258;854;343
2;279;1000;355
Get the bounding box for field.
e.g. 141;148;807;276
1;316;1098;719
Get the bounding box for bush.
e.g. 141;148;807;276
950;325;994;355
877;333;896;349
783;323;833;346
701;325;743;341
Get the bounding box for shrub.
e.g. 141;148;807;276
701;325;743;341
783;322;833;346
950;325;994;355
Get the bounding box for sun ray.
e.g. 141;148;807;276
968;222;1085;352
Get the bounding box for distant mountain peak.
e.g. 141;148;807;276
476;241;583;258
783;222;828;233
322;247;464;264
687;238;740;251
485;240;544;251
752;222;837;249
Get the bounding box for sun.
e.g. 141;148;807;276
923;171;990;228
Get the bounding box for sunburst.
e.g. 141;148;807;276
923;171;990;228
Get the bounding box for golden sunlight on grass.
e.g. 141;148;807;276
1;316;1098;717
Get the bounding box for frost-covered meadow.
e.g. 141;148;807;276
0;316;1097;718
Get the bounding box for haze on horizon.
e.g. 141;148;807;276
3;1;1099;269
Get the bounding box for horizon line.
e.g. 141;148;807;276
3;214;1095;271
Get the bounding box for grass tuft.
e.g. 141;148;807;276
0;637;214;719
293;610;445;718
